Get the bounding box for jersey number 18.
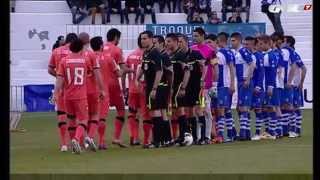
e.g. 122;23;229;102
67;67;85;85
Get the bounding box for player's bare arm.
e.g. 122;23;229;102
178;63;190;97
93;69;106;99
48;66;56;77
287;63;297;88
300;65;307;90
244;62;255;87
229;63;236;94
53;76;64;102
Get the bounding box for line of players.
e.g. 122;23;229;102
48;27;307;154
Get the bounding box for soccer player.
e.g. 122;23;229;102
285;35;307;138
90;36;122;150
177;33;205;143
103;28;133;147
258;35;279;140
205;34;218;139
230;32;255;141
153;35;174;146
48;33;77;152
53;39;96;154
214;32;236;143
165;33;191;146
270;33;286;138
126;35;151;146
138;31;169;148
79;33;106;150
191;27;218;144
243;36;265;140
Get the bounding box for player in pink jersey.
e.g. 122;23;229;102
191;27;218;144
48;33;77;152
53;39;104;154
125;37;151;146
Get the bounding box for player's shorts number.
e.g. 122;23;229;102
67;67;85;85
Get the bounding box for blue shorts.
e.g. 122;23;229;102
264;88;281;107
281;88;294;105
252;91;265;108
293;87;304;108
237;83;253;107
217;87;230;108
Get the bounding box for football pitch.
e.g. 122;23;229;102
11;110;313;176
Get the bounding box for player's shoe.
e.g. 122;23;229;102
213;136;224;144
204;137;212;144
84;137;97;152
71;139;82;154
251;134;261;141
98;144;108;150
60;145;68;152
288;132;299;138
112;140;129;148
261;132;277;140
143;143;155;149
131;140;141;146
224;137;235;143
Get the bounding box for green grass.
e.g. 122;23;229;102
10;110;313;175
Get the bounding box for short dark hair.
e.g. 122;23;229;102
230;32;242;40
90;36;103;51
154;35;165;44
137;34;142;48
285;35;296;49
271;32;284;42
176;33;189;43
206;34;217;41
257;34;271;43
165;33;178;41
244;36;255;41
69;38;83;53
107;28;121;41
217;32;229;39
65;33;78;44
140;30;154;38
193;27;206;36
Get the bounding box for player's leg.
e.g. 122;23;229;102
55;94;68;151
292;87;303;137
65;100;80;153
159;86;173;146
185;86;199;144
204;90;213;144
252;91;264;140
110;85;127;147
87;93;100;143
128;93;139;145
98;97;109;150
140;88;152;147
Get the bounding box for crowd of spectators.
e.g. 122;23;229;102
66;0;251;25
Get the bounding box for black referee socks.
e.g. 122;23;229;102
152;116;162;146
188;117;197;141
178;115;187;140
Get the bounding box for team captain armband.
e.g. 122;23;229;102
210;58;218;65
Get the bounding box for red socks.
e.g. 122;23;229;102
171;119;179;140
113;116;124;140
75;124;86;142
58;121;67;146
88;120;98;139
68;119;77;140
98;119;106;145
143;120;152;145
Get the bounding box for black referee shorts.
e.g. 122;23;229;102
146;84;170;110
185;84;201;107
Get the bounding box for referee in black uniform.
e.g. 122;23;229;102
138;31;169;148
177;33;205;143
165;33;191;145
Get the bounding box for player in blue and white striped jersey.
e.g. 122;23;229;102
230;32;255;140
257;35;279;140
243;36;266;141
284;35;307;138
213;32;236;143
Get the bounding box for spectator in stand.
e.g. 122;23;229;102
261;0;283;35
158;0;169;13
183;0;196;14
221;0;250;23
197;0;211;16
124;0;141;24
107;0;125;24
171;0;182;13
188;10;204;24
207;11;222;24
140;0;157;24
52;36;65;50
86;0;106;24
66;0;87;24
227;11;243;23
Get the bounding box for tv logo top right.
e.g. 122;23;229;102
268;3;312;13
